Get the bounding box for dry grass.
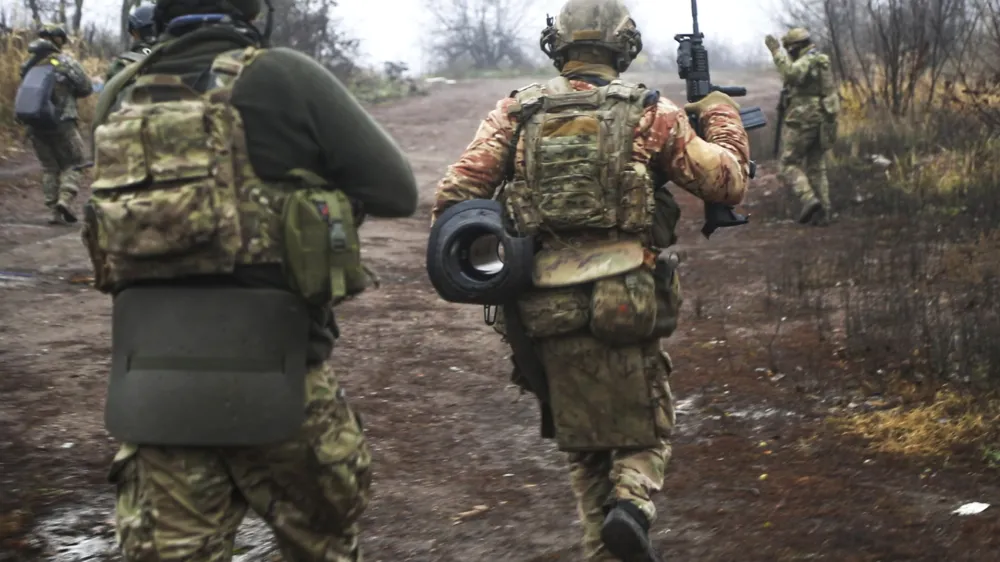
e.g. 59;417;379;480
831;389;1000;458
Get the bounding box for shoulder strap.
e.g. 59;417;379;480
118;51;146;64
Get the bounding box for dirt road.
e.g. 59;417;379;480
2;72;998;561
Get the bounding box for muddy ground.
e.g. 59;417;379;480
1;71;998;561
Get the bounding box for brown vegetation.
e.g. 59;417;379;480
764;0;1000;459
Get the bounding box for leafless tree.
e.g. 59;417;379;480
778;0;976;115
424;0;535;72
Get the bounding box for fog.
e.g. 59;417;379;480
3;0;781;72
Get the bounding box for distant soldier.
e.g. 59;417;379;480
766;27;840;225
15;23;92;224
105;3;157;82
431;0;750;560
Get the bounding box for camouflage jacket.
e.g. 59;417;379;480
771;45;838;126
105;41;153;82
19;39;93;122
431;64;751;223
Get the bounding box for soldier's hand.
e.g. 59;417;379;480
684;91;740;115
765;35;780;53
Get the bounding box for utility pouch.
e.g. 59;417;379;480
516;286;591;338
282;188;365;304
105;287;310;446
589;267;656;345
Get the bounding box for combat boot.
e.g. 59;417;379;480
811;207;829;227
797;198;822;224
48;208;69;225
600;500;662;562
54;201;77;224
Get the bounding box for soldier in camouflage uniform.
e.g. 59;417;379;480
19;23;92;224
86;1;418;560
105;3;157;82
766;28;840;225
431;1;750;560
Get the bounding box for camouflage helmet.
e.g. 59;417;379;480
540;0;643;72
781;27;811;48
38;23;68;42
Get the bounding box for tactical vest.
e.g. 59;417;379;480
504;77;654;245
84;45;365;303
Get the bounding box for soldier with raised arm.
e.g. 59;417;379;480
431;0;750;560
766;28;840;225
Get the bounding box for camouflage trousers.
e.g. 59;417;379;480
539;337;675;562
26;121;85;209
109;364;372;562
779;122;830;210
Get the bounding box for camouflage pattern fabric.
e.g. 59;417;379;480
86;47;299;292
771;45;838;212
26;122;85;210
562;339;674;562
110;363;371;562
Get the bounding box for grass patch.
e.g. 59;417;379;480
831;389;1000;459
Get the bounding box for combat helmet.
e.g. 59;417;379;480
540;0;643;72
37;23;68;44
128;4;158;42
781;27;811;49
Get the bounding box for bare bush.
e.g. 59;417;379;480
423;0;535;73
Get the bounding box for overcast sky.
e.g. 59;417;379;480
3;0;782;71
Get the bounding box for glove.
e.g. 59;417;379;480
684;91;740;116
765;34;780;54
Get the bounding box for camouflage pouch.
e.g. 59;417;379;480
651;254;683;339
87;95;242;287
282;187;365;305
589;267;656;345
540;335;659;451
516;286;591;338
618;163;655;234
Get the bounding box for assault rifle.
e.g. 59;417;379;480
675;0;767;238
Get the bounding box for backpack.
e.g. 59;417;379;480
14;60;59;129
83;45;366;303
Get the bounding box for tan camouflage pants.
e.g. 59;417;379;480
541;338;675;562
27;122;85;208
779;122;830;210
109;364;372;562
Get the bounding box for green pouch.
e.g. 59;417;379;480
282;181;365;304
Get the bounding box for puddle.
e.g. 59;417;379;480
32;500;279;561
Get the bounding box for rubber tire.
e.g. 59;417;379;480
426;199;534;305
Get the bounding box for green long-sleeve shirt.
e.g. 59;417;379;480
92;26;419;363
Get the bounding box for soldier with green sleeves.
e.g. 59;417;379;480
765;27;840;225
84;0;418;560
105;3;157;82
16;23;92;224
